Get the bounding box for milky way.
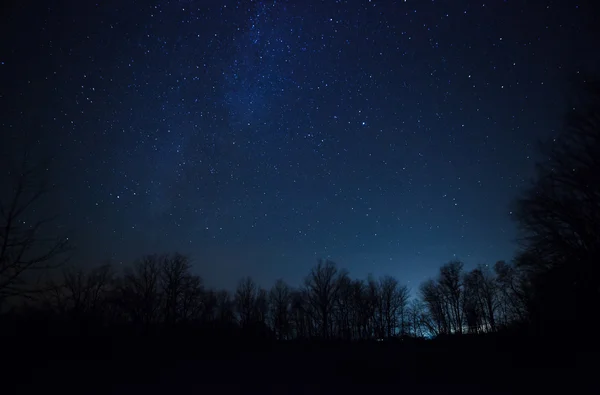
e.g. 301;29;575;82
1;0;597;289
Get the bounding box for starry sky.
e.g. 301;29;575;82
1;0;598;290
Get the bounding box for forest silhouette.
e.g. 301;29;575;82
1;81;598;393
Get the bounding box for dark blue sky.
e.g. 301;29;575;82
1;0;598;290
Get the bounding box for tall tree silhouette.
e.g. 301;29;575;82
215;289;235;325
0;152;69;304
438;261;464;334
418;261;467;335
269;279;291;340
60;264;114;321
493;260;528;327
335;277;354;338
513;79;600;331
160;253;193;325
119;254;163;330
378;275;410;337
235;276;260;329
463;265;499;333
305;259;342;339
178;271;204;323
289;289;307;338
420;279;448;336
407;299;426;337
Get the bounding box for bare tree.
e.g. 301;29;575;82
119;254;163;329
438;261;464;334
179;273;203;323
60;264;114;318
198;289;218;322
0;153;70;303
463;265;499;332
419;279;448;336
269;279;291;340
160;253;193;324
333;272;353;339
305;259;342;339
215;289;235;325
255;287;269;326
365;275;380;338
235;276;258;328
351;278;370;339
494;260;529;325
407;299;426;338
378;275;410;337
513;80;600;328
289;288;312;339
462;271;483;333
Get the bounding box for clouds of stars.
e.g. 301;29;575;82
1;0;597;289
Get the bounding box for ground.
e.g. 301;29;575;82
6;335;595;394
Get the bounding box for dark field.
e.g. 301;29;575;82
6;335;595;394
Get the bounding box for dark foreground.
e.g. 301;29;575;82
5;334;596;394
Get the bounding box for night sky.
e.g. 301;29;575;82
1;0;598;290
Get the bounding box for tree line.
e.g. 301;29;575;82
1;250;531;339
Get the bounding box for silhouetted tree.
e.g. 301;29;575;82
269;279;291;340
462;271;483;333
365;275;380;338
119;254;163;330
333;272;354;339
215;289;235;325
438;261;464;334
290;288;311;338
178;273;204;323
420;279;448;336
0;246;525;342
463;265;499;332
235;276;264;329
60;264;114;319
351;278;370;339
493;260;528;326
513;79;600;331
305;259;342;339
378;275;410;337
255;287;269;327
160;253;193;324
407;299;426;337
0;152;70;304
198;289;218;323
